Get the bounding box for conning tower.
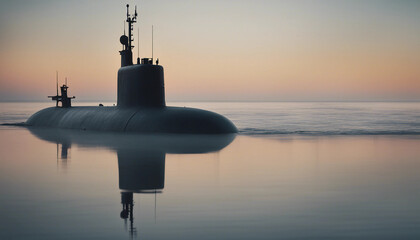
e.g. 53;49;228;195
118;4;165;108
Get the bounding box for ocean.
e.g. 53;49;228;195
1;101;420;239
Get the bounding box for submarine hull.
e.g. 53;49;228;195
26;106;237;134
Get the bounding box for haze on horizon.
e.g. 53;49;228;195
0;0;419;102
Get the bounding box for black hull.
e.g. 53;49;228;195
26;106;237;134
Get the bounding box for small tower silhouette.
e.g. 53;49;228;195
48;75;75;108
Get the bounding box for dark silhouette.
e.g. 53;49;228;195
48;84;75;108
120;192;136;238
26;4;237;134
119;4;137;67
118;149;164;238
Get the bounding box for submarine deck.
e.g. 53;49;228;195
26;106;237;134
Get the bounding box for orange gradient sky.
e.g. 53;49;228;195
0;0;419;102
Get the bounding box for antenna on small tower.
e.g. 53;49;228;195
126;4;129;18
65;77;67;86
56;71;58;96
152;25;154;61
137;27;140;64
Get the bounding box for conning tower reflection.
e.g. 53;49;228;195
27;128;235;239
118;150;165;238
118;150;165;192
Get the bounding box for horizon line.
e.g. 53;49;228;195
1;100;420;103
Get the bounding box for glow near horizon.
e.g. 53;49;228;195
0;0;419;102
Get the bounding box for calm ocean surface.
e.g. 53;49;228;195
1;102;420;239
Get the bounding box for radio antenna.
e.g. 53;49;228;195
65;77;67;86
55;71;59;107
56;71;58;96
152;25;154;61
125;4;137;50
137;27;140;59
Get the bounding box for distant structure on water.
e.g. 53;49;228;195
49;75;75;108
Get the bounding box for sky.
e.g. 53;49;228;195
0;0;419;102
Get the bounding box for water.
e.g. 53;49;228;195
1;101;420;135
1;102;420;239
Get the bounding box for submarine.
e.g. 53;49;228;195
26;4;237;134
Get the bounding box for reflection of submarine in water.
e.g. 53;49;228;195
28;128;235;238
118;150;165;238
26;4;237;134
118;150;165;239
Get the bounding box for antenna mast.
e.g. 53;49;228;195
152;25;154;61
136;27;140;64
56;71;58;95
126;4;138;50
